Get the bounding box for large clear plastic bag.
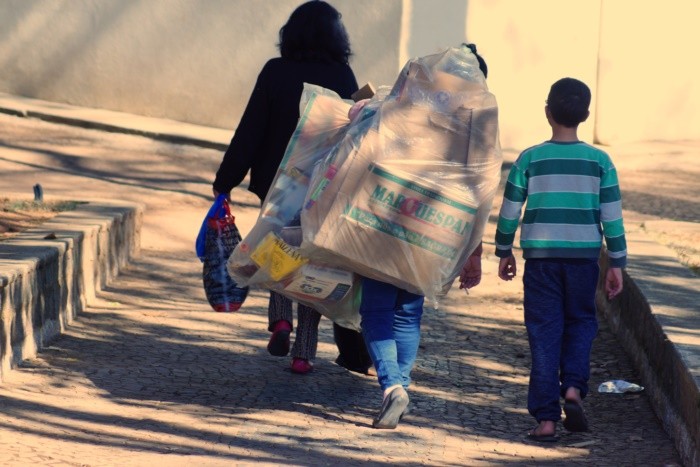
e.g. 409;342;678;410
299;46;503;305
226;84;362;330
227;45;502;321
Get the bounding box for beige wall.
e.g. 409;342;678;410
1;0;698;146
465;0;600;150
595;1;700;144
0;0;403;130
466;0;700;148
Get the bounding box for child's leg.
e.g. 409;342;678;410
523;259;565;423
267;291;294;357
268;291;293;331
359;278;402;391
291;304;322;361
560;259;599;400
393;289;424;389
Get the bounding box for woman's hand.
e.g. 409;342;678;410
212;188;230;200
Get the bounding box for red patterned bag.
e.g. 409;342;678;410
196;195;249;311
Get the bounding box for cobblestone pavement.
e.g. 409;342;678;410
0;114;687;465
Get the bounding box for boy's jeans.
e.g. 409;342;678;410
523;258;599;422
359;277;424;391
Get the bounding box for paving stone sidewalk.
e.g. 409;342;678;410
0;113;686;466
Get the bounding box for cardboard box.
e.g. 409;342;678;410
305;157;479;296
351;82;375;102
281;263;353;303
347;162;477;258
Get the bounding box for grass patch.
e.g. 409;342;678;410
641;225;700;277
1;198;86;213
0;198;87;241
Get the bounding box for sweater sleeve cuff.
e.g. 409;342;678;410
212;180;232;195
608;256;627;268
495;248;512;259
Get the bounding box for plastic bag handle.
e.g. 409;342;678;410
217;196;232;219
195;194;233;260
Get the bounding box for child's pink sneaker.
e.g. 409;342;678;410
290;358;313;374
267;320;292;357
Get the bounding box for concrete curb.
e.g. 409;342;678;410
597;234;700;467
0;92;231;151
0;201;143;382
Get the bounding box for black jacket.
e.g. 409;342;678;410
213;57;358;201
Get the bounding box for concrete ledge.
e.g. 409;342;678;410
0;92;231;151
597;231;700;467
0;201;143;382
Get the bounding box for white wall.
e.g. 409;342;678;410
0;0;403;130
1;0;699;146
595;0;700;144
466;0;700;148
402;0;469;59
465;0;600;150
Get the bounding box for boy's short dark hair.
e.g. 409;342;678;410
546;78;591;127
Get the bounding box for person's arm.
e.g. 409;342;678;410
212;62;272;197
599;158;627;299
599;160;627;268
459;242;483;290
494;162;526;279
498;255;517;281
605;267;623;299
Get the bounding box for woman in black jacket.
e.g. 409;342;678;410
213;0;371;375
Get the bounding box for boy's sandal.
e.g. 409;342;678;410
563;400;589;432
526;428;559;443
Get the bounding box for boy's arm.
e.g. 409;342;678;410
600;162;627;268
495;163;527;259
498;255;517;281
605;267;623;299
600;159;626;299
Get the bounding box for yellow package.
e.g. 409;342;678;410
250;232;307;281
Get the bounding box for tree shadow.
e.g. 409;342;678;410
623;189;700;223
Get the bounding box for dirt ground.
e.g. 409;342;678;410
0;113;692;465
604;140;700;275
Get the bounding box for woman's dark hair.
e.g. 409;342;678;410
278;1;352;64
546;77;591;127
464;43;488;78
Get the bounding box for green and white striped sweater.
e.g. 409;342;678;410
495;141;627;267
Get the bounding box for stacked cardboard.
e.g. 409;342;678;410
227;45;502;323
300;46;502;301
226;85;362;329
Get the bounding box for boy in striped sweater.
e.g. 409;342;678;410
495;77;626;442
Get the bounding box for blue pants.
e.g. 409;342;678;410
359;278;424;391
523;258;599;422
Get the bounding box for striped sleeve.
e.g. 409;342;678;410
495;162;527;258
600;162;627;267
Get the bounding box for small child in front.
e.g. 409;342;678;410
494;77;626;442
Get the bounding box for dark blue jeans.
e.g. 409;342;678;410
523;258;599;422
359;277;424;391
